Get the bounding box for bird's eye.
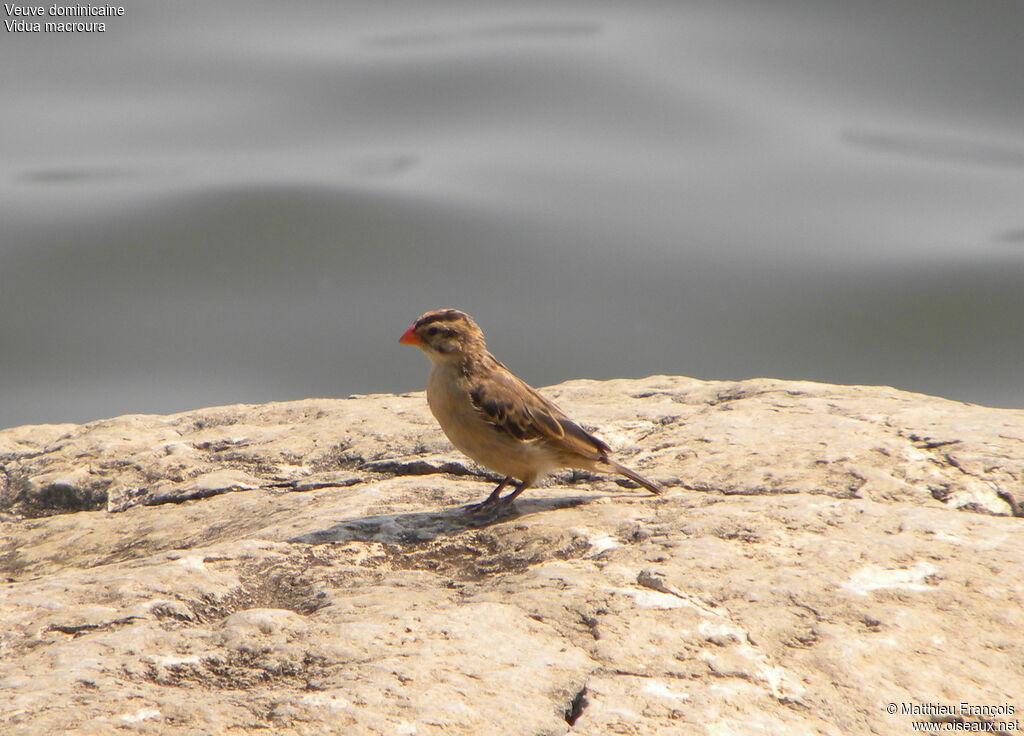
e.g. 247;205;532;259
427;326;439;336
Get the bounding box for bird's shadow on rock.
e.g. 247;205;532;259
289;495;595;546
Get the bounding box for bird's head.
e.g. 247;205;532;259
399;309;486;361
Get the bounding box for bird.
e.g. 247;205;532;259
399;308;663;510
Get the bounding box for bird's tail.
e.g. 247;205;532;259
607;460;663;495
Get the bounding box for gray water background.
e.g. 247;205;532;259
2;0;1022;428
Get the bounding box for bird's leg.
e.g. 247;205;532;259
466;476;510;509
497;478;532;506
482;476;511;505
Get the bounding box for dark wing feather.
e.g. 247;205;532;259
469;355;610;460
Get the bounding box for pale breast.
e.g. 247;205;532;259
426;364;557;481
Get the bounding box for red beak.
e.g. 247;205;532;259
399;325;422;345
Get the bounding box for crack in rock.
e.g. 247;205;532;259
563;685;588;726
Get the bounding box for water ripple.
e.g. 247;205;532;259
842;129;1024;169
364;19;601;49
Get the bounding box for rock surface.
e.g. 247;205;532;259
1;376;1022;735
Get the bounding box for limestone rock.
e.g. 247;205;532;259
0;376;1022;734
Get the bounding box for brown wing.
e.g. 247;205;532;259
468;355;610;461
